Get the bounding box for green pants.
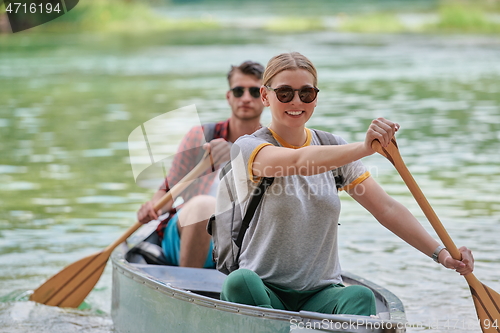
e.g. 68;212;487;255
220;269;376;316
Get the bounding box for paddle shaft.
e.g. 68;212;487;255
104;151;212;253
373;138;500;333
31;151;213;307
372;139;460;259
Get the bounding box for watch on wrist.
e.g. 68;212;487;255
432;245;446;263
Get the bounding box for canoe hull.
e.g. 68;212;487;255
111;241;406;333
112;264;292;332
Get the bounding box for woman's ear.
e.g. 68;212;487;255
261;86;270;107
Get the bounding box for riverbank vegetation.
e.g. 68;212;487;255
338;0;500;34
1;0;500;35
432;1;500;33
35;0;220;33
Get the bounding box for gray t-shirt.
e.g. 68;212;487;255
231;127;369;290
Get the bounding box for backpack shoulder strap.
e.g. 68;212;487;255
252;127;279;146
219;159;233;180
227;127;276;260
202;122;217;143
235;176;274;249
194;122;217;168
312;129;337;145
312;129;344;190
219;127;276;187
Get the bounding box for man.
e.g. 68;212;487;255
137;60;265;268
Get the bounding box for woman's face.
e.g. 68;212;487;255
261;69;318;129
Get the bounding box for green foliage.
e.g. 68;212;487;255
337;1;500;34
264;17;325;32
338;13;406;33
430;1;500;33
39;0;220;33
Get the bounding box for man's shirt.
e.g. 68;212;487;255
161;119;230;202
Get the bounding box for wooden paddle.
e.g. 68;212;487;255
372;137;500;333
30;151;214;308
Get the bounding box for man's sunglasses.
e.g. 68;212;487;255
266;85;319;104
231;86;261;98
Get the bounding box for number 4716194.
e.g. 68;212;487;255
5;2;61;14
482;319;499;330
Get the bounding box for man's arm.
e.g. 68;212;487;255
137;188;172;224
137;126;205;224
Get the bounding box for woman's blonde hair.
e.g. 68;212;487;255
262;52;318;87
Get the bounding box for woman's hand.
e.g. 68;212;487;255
137;200;160;224
203;138;231;166
439;246;474;276
363;117;400;155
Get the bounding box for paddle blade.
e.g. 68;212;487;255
469;282;500;333
30;251;109;308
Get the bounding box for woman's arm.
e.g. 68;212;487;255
348;176;474;275
252;118;398;178
253;142;368;177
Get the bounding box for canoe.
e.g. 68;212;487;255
111;223;407;333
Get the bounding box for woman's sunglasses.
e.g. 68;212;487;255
231;86;261;98
266;85;319;104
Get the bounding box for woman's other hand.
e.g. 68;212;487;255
439;246;474;276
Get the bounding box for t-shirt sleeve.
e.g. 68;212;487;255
331;134;370;191
232;135;272;182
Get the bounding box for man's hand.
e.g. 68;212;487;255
137;200;160;224
203;138;231;166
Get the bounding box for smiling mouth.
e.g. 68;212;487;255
286;111;304;116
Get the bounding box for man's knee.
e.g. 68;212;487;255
185;195;216;212
178;195;216;228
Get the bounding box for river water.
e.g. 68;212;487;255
1;3;500;333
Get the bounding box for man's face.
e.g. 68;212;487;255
226;71;264;121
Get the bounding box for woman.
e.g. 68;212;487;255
220;52;474;316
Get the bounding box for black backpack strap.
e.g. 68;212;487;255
219;160;232;180
231;127;277;265
312;129;344;190
235;176;274;252
194;122;217;171
203;122;217;143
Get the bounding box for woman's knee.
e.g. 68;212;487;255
223;269;260;295
221;269;270;307
348;285;375;301
340;285;376;316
